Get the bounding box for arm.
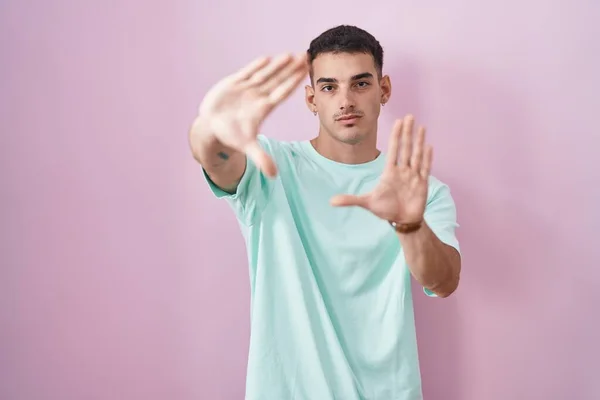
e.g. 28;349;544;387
329;116;462;297
190;115;280;227
189;53;307;194
396;222;461;298
188;115;246;194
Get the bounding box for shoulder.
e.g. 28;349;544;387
255;134;280;153
427;174;446;189
256;135;305;161
256;134;298;149
425;175;458;213
427;175;453;197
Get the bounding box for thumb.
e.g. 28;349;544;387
244;139;278;178
330;194;369;208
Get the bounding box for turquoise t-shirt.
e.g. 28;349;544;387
203;135;460;400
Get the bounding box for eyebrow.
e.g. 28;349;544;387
316;72;374;85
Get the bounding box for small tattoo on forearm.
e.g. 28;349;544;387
217;152;229;160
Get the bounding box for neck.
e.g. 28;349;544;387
311;129;380;165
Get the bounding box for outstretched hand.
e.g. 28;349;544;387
330;115;432;226
197;53;308;177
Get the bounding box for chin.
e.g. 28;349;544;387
331;128;369;145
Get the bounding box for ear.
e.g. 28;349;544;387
380;75;392;104
305;84;316;113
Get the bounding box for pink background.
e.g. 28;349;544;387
2;1;599;399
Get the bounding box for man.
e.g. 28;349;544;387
189;25;461;400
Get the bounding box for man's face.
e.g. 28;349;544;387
305;52;391;144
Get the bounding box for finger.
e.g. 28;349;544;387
330;194;369;208
244;140;278;178
410;126;425;171
399;114;414;167
262;53;308;93
268;64;308;105
385;119;403;169
246;53;295;87
420;145;433;179
231;56;271;82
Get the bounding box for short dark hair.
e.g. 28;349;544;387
307;25;384;81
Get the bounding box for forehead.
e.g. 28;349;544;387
311;52;377;80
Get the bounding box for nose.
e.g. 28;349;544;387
338;87;356;111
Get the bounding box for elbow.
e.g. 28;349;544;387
436;249;461;298
432;271;460;298
436;285;457;298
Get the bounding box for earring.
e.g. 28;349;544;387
313;110;317;116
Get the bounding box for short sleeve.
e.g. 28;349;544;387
202;135;277;226
421;177;461;297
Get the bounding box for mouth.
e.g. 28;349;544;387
336;114;362;124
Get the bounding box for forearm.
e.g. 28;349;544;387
188;116;245;193
396;222;461;297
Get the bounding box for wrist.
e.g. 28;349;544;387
389;219;423;234
190;116;230;159
191;115;217;145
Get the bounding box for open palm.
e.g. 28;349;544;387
197;54;308;177
330;115;431;225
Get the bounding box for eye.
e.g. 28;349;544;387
355;81;370;88
321;85;334;92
